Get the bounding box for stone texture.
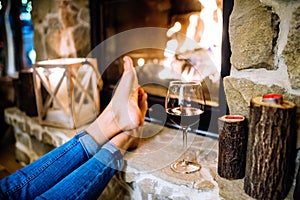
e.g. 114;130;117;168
31;0;57;21
283;5;300;89
118;123;221;199
223;77;285;118
216;172;296;200
216;176;254;200
229;0;276;70
73;26;90;56
226;0;300;150
15;130;31;148
60;0;79;28
15;147;31;165
224;77;300;148
4;107;79;164
32;0;90;60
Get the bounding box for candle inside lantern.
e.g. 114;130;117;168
47;67;68;111
34;64;72;126
33;58;101;129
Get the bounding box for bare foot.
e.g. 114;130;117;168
86;56;148;145
108;56;143;130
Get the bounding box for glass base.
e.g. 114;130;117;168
170;160;201;174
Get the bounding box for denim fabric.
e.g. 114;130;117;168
0;130;124;200
36;142;124;199
78;130;101;157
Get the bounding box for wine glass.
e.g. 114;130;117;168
165;81;205;174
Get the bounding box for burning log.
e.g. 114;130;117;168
175;48;219;83
244;94;297;200
217;115;247;179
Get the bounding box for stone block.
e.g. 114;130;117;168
31;128;42;141
60;2;78;27
223;77;285;118
16;120;25;133
136;178;157;195
24;122;32;136
73;26;91;57
15;144;31;165
78;7;90;23
14;131;31;149
283;5;300;89
42;130;54;146
32;0;91;60
216;175;254;200
160;185;174;197
230;0;276;70
50;132;66;147
4;107;80;163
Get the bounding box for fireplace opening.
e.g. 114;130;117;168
89;0;233;136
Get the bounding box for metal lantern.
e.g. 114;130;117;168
33;58;102;129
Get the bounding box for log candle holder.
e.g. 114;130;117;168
218;115;247;179
244;94;297;200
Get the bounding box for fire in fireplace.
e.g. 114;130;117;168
89;0;233;136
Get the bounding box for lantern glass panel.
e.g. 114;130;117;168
33;58;102;129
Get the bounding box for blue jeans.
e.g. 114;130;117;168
0;130;124;199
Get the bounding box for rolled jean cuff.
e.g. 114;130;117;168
77;130;101;158
94;142;124;170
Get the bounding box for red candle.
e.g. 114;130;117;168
262;93;283;104
225;115;244;120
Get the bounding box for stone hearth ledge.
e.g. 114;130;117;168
4;107;296;199
117;122;222;199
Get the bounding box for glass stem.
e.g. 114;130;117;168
182;127;188;164
182;127;188;150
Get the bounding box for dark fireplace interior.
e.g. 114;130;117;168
89;0;233;136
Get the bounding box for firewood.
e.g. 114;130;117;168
218;115;247;179
244;95;297;200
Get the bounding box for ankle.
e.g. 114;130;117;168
86;106;121;145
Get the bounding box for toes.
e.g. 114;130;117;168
123;56;134;71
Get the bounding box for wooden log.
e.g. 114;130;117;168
218;115;247;179
244;95;297;200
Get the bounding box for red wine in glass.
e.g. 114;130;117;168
166;106;204;128
165;81;205;174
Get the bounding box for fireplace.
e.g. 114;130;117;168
89;0;233;136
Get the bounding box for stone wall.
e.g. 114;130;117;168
31;0;90;61
224;0;300;146
4;107;79;165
